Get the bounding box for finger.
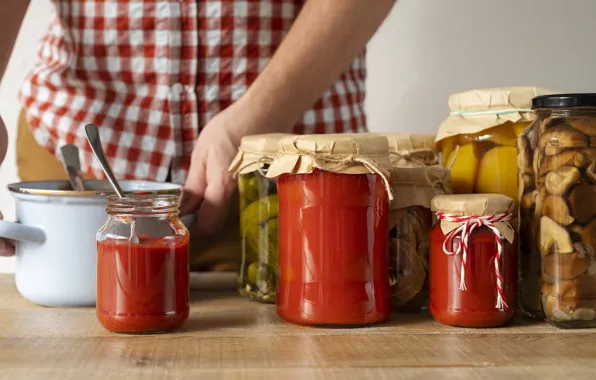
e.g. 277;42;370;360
196;173;237;236
180;156;207;216
0;238;15;257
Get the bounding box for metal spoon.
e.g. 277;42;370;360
59;144;86;192
84;124;125;198
85;124;140;243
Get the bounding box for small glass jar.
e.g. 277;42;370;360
430;194;518;327
96;194;190;334
267;134;392;326
437;87;553;230
387;166;451;312
525;94;596;328
229;134;290;303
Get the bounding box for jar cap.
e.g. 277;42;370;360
431;193;515;243
376;133;437;167
532;93;596;109
266;133;393;199
266;133;392;176
431;193;514;216
228;133;291;176
390;166;451;211
436;86;555;144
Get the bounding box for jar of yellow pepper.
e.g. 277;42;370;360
435;87;554;229
228;133;291;303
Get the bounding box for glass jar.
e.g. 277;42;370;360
267;134;392;326
517;118;544;319
430;194;518;327
525;94;596;328
388;166;451;311
436;87;554;230
96;194;190;334
229;134;290;303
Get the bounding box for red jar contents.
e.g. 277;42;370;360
276;170;390;326
429;194;518;328
97;235;190;333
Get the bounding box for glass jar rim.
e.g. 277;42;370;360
106;194;180;215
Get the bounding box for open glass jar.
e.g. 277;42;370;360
521;94;596;328
436;87;554;230
430;194;518;328
266;134;393;326
96;194;190;334
228;133;290;303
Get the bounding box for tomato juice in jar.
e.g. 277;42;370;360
266;134;393;326
429;194;518;327
96;194;190;333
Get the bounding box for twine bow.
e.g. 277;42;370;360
436;212;512;309
390;148;438;167
232;156;273;179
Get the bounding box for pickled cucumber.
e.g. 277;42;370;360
238;174;260;208
238;181;279;303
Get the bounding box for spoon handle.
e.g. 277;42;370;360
84;124;126;198
60;144;86;192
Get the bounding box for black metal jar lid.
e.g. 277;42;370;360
533;93;596;109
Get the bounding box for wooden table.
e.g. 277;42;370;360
1;274;595;380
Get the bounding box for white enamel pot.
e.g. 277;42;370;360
0;180;194;307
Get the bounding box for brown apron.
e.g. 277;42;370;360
16;110;240;272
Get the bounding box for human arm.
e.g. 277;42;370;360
182;0;397;234
0;0;31;256
0;0;30;81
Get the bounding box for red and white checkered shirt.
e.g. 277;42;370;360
19;1;367;184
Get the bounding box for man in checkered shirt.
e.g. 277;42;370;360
0;0;396;258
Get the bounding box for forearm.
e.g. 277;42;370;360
236;0;396;135
0;0;30;83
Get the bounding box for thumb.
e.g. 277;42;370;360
180;159;207;216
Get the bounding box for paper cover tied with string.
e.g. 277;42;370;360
435;86;556;202
228;133;291;177
377;133;437;168
265;133;394;199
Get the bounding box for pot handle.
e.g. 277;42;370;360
0;220;46;244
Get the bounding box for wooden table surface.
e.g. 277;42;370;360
1;274;595;380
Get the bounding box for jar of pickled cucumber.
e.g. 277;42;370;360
378;133;438;168
388;165;451;311
228;133;291;303
436;87;554;229
518;94;596;328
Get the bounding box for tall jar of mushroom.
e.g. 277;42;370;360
519;94;596;328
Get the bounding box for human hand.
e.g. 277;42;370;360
0;114;8;167
180;105;244;236
0;211;15;257
0;116;14;256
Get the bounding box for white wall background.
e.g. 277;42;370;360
2;0;596;272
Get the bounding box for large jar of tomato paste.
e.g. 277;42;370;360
429;194;518;327
96;194;190;334
266;134;393;326
228;133;291;303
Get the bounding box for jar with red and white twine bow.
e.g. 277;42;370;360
429;194;518;328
